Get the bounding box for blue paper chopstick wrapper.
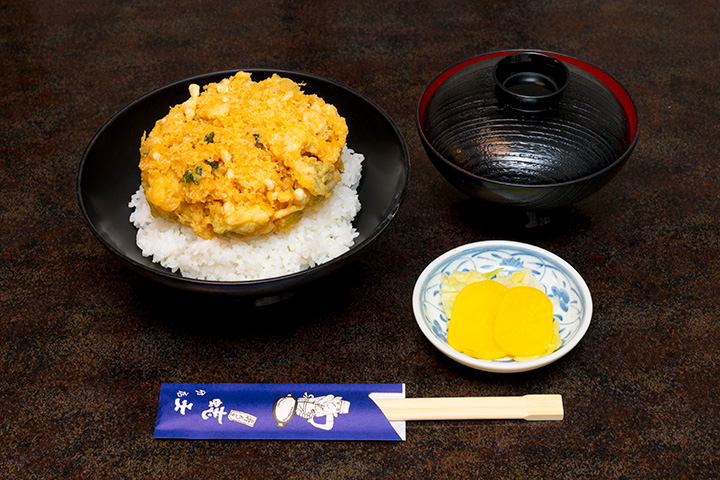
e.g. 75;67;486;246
155;383;406;441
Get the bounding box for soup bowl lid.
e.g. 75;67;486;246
418;50;639;186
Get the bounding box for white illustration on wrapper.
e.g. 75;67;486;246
201;398;228;425
272;392;350;430
228;410;257;427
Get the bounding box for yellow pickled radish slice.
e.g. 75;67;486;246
493;286;554;357
447;280;508;360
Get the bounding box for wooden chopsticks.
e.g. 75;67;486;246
373;394;563;421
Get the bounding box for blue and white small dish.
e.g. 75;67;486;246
412;240;592;373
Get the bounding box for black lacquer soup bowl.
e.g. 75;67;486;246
417;50;639;212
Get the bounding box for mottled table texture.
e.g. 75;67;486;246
2;0;719;478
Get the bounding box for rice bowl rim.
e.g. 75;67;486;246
77;69;410;294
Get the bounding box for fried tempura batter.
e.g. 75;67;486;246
138;72;348;239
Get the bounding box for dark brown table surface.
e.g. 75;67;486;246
3;0;719;478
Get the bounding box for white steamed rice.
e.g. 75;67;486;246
129;147;363;281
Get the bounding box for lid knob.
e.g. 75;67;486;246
493;52;569;111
